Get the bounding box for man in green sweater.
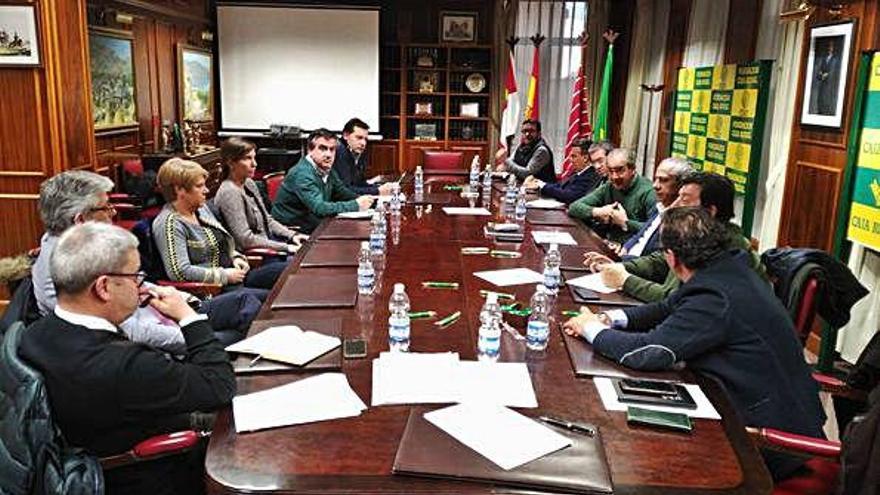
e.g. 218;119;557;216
586;172;765;302
271;129;374;233
568;148;656;244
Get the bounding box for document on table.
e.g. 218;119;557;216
372;352;460;405
337;210;374;219
531;230;578;246
526;198;566;210
233;373;366;433
377;193;407;204
473;268;545;287
424;403;572;470
593;377;721;420
442;207;492;216
455;361;537;408
565;273;618;294
225;325;341;366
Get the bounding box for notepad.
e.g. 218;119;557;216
455;361;537;408
233;373;366;433
593;377;720;419
526;198;566;209
424;403;572;470
442;207;492;216
372;352;461;405
225;325;341;366
473;268;544;287
565;273;618;294
531;231;577;246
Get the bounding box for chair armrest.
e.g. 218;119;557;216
156;280;223;297
812;372;869;402
245;247;282;257
746;427;840;458
100;430;207;470
108;193;134;201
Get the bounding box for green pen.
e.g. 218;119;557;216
490;250;522;258
508;308;533;317
443;185;463;191
408;310;437;319
434;311;462;327
562;310;581;317
461;247;490;255
422;281;459;289
479;290;515;300
500;302;521;312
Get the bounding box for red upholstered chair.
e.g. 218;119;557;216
99;429;206;470
423;150;463;171
263;171;286;203
747;427;841;495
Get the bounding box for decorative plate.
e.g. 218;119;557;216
465;73;486;93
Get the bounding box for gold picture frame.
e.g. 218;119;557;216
177;44;214;123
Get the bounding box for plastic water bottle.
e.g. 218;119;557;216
469;160;480;190
515;188;527;221
388;283;411;351
543;243;561;295
505;174;517;205
357;241;375;295
482;163;492;190
376;202;388;235
389;182;401;213
414;165;424;192
370;212;386;255
527;285;551;350
477;293;502;362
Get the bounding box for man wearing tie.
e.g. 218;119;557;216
523;138;602;205
332;118;393;196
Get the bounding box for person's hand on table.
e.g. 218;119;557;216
232;257;250;273
224;267;246;284
583;251;614;272
494;147;508;164
356;195;374;211
591;205;614;224
562;306;601;338
378;183;395;196
608;202;629;228
600;263;629;290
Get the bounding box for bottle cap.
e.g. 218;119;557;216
394;283;405;293
361;241;369;249
535;284;544;292
486;292;498;304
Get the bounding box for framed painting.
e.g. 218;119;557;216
0;3;41;67
177;44;213;122
88;28;137;130
440;11;477;44
800;20;855;129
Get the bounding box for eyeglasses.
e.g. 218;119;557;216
105;271;147;287
89;204;117;215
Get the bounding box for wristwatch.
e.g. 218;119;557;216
598;313;612;327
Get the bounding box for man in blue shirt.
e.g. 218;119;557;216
331;118;393;196
523;138;602;204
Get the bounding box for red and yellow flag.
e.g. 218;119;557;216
523;44;541;121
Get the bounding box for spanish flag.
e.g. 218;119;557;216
523;43;541;121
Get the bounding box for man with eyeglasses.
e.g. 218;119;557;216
21;221;235;495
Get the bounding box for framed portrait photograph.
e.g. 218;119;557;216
801;21;855;128
414;101;433;116
0;3;41;67
440;11;477;44
89;28;138;130
177;44;214;122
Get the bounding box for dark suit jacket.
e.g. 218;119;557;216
592;251;826;480
332;143;378;195
621;206;662;259
271;157;360;233
539;166;601;205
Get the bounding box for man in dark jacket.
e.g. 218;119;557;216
523;138;601;204
494;119;556;183
272;128;374;233
563;207;826;481
332;117;394;196
20;222;236;495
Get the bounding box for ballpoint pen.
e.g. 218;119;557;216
538;416;596;436
422;281;459;289
408;310;437;319
434;311;461;327
562;310;581;317
479;290;515;300
500;320;525;341
461;246;490;255
489;249;522;258
247;355;262;367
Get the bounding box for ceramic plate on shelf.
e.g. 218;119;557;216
465;73;486;93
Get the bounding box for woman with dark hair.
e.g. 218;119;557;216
214;137;307;253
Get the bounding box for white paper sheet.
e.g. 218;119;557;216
455;361;538;408
337;210;374;219
473;268;545;287
593;377;721;420
225;325;341;366
424;403;572;470
526;198;566;210
564;273;618;294
442;207;492;216
531;231;577;246
233;373;366;433
371;352;460;405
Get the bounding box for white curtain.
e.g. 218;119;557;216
752;0;806;250
514;1;589;170
619;0;670;176
682;0;729;67
838;246;880;362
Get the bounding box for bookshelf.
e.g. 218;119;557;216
376;43;493;172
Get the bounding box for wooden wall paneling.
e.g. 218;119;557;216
368;142;399;176
405;143;444;171
448;143;486;169
608;0;636;145
133;16;157;150
778;0;880;249
723;0;761;64
155;20;177;126
655;0;691;158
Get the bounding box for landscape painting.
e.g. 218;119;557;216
89;30;137;129
178;45;213;122
0;4;41;66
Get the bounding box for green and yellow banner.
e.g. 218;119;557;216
670;60;771;236
846;53;880;251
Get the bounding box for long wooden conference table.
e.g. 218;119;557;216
205;175;773;494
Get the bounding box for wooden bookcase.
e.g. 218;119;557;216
373;43;493;173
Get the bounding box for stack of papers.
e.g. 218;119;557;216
593;377;721;419
233;373;366;432
442;207;492;216
565;273;618;294
424;403;571;470
372;353;538;408
226;325;341;366
337;210;374;219
531;231;578;246
473;268;544;287
526;198;566;210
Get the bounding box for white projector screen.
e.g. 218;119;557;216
217;5;379;132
